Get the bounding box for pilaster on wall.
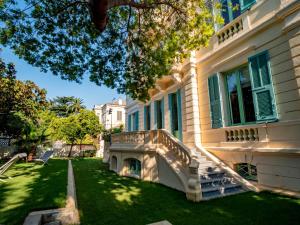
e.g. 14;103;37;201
183;52;202;148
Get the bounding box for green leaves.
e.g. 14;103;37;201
0;0;216;101
0;59;48;137
52;109;102;145
49;96;86;117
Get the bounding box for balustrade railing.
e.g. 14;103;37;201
111;130;192;165
217;17;243;44
225;128;259;142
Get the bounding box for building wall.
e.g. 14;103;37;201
94;100;126;130
196;0;300;191
109;150;185;192
123;0;300;192
197;0;300;147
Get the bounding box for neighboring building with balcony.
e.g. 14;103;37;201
109;0;300;201
93;98;126;130
93;99;126;158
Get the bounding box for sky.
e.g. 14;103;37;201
1;48;125;109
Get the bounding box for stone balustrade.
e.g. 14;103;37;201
111;130;192;165
225;127;259;142
217;17;243;44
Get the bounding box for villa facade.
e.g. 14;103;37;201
108;0;300;201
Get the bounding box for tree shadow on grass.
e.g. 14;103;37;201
0;159;68;225
72;158;300;225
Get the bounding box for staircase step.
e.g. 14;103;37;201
201;183;241;193
198;162;214;170
199;167;225;177
202;188;247;201
201;176;234;185
197;156;208;163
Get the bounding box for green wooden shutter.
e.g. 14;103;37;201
249;51;277;122
177;89;183;141
208;74;223;128
135;111;139;131
168;94;173;132
154;101;157;129
161;98;165;129
128;115;132;132
241;0;256;12
144;106;147;130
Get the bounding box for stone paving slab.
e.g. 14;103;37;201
147;220;172;225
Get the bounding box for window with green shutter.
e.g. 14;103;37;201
144;105;151;130
248;51;277;122
208;75;223;128
225;66;256;125
240;0;256;12
155;99;164;129
219;0;256;26
134;111;139;131
128;115;132;132
168;90;182;140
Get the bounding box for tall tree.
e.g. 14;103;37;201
0;0;219;100
50;96;85;117
0;59;48;139
53;109;102;157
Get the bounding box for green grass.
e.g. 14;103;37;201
73;158;300;225
0;159;68;225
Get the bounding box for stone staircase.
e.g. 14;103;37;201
193;151;246;200
110;130;256;202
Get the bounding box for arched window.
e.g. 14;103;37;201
235;163;257;181
124;158;141;177
111;156;117;171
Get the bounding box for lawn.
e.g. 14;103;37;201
73;158;300;225
0;159;68;225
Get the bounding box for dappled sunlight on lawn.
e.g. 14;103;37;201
0;159;68;225
72;158;300;225
111;186;141;204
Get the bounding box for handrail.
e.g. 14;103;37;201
111;130;193;165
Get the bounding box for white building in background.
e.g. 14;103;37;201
93;98;126;130
93;98;126;159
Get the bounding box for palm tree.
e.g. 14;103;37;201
68;98;85;114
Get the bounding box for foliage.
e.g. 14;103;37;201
15;110;57;153
102;124;124;142
0;0;221;101
49;96;86;117
52;109;102;156
0;59;47;138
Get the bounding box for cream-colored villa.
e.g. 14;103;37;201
107;0;300;201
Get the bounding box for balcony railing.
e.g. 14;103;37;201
225;127;259;142
111;130;192;165
217;17;244;44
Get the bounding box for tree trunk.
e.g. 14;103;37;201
68;143;74;158
80;139;83;157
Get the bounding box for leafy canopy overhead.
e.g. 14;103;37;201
0;0;217;100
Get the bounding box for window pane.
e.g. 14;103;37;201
145;105;151;130
117;111;122;121
231;0;241;19
156;101;162;129
227;73;241;124
221;0;230;24
240;67;256;122
250;58;261;88
171;93;179;131
259;53;271;85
